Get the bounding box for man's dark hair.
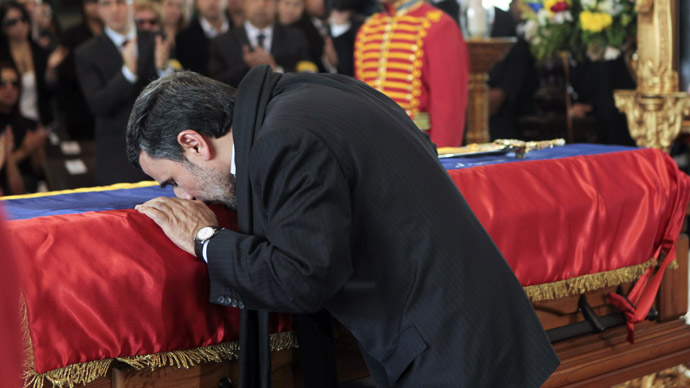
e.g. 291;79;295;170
126;71;237;167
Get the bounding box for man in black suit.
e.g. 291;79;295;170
209;0;312;87
54;0;103;140
175;0;230;76
129;67;560;387
76;0;172;185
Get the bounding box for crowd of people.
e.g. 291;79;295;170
0;0;637;196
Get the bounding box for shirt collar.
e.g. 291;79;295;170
244;21;273;46
200;16;229;38
104;25;136;49
231;144;236;176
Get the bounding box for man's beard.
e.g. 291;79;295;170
184;161;238;209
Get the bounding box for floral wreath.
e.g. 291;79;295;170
521;0;637;62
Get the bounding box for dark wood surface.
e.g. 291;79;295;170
543;319;690;388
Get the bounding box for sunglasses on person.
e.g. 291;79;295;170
3;16;29;28
0;79;19;88
135;18;159;27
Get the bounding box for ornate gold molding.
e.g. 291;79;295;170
615;0;690;150
615;91;690;151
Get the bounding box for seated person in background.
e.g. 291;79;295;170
0;124;25;196
0;61;46;193
210;0;312;87
0;2;55;128
176;0;230;76
488;1;539;140
134;0;162;33
569;55;636;146
354;0;469;147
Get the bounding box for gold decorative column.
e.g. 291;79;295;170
614;0;690;151
466;37;516;144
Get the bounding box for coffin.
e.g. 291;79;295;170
4;144;690;388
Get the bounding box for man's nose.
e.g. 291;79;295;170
173;187;194;200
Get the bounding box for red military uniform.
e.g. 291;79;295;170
355;0;469;147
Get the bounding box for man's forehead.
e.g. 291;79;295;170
139;151;163;173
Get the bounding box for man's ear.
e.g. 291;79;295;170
177;130;214;161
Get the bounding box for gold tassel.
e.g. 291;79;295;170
117;331;298;370
523;258;662;302
23;331;298;387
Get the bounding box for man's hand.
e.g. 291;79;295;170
122;38;138;75
323;36;338;67
0;126;12;169
136;197;219;255
154;34;172;71
570;103;593;119
45;45;69;82
242;45;277;69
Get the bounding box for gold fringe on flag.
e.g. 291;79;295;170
23;331;298;388
523;257;667;302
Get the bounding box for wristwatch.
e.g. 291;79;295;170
194;226;221;259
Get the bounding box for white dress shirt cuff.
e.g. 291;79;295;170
122;65;138;83
201;239;211;263
157;63;174;78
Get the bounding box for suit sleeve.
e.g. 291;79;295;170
205;128;353;313
209;36;250;87
423;16;469;147
75;47;141;118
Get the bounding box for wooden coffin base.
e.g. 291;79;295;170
77;319;690;388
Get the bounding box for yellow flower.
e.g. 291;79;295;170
579;11;613;32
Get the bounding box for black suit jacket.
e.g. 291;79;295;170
75;30;156;185
209;24;310;87
206;66;560;387
175;19;212;76
56;22;96;140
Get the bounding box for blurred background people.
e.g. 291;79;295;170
210;0;312;86
487;0;539;140
327;0;367;76
134;0;162;32
226;0;244;27
76;0;172;185
33;0;62;50
0;61;48;194
0;1;55;127
176;0;229;76
277;0;303;26
160;0;186;55
52;0;102;141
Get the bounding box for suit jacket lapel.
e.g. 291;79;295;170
99;34;124;77
137;30;155;83
270;25;282;57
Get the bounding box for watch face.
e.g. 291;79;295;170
197;226;216;241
